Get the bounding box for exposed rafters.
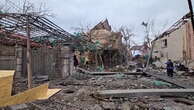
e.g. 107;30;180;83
0;13;73;43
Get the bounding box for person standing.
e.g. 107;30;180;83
73;52;79;69
165;59;174;77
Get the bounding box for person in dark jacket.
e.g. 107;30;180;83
74;54;79;68
165;59;174;77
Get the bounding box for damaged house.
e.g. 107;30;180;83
73;19;126;69
86;19;125;68
152;14;194;68
89;19;123;49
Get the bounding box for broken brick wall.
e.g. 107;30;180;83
23;46;73;78
0;43;73;79
0;44;24;77
21;46;55;77
0;44;16;70
53;46;74;78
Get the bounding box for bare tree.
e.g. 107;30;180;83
0;0;52;17
142;19;169;69
23;0;53;16
142;19;169;47
141;20;154;48
71;21;92;33
119;26;134;65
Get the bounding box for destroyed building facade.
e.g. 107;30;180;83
83;19;125;68
89;19;123;49
152;15;194;68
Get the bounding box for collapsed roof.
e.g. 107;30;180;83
0;13;73;46
153;13;193;42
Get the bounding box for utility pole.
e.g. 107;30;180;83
145;42;155;70
142;21;151;69
142;22;150;47
26;15;32;89
187;0;194;30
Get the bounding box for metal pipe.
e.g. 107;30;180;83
187;0;194;30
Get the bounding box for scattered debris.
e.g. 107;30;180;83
153;80;172;87
1;2;194;109
145;71;194;88
174;98;194;105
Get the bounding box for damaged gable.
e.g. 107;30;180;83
89;19;122;49
91;19;112;31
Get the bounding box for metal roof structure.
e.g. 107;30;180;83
0;13;73;45
153;13;193;42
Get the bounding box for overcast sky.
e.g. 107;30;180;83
1;0;193;44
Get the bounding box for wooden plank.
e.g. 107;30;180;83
0;70;15;78
96;89;194;98
145;71;194;88
77;67;143;76
38;89;61;100
77;67;90;74
90;72;143;76
0;70;14;98
0;83;49;107
0;76;13;98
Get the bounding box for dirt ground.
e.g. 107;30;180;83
2;71;194;110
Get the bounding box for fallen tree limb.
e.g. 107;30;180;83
95;89;194;98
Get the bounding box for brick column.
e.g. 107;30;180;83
61;45;71;78
15;44;23;78
54;44;73;78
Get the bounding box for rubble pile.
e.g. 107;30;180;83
4;71;194;110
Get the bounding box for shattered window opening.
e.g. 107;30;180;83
162;39;167;48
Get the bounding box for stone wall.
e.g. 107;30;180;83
54;45;73;78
